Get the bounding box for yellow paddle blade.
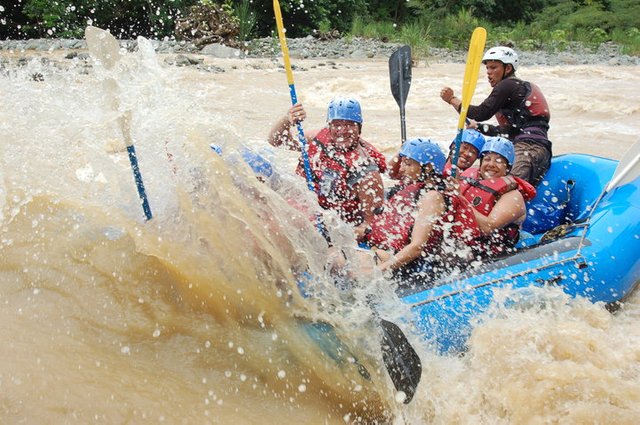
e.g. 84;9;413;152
273;0;295;85
457;27;487;130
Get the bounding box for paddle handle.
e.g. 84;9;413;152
397;54;407;143
126;145;153;220
120;111;153;220
450;129;464;178
287;84;315;192
274;0;331;245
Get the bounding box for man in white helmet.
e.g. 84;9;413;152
440;46;552;186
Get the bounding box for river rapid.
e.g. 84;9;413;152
1;39;640;424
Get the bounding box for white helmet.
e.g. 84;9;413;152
482;46;518;70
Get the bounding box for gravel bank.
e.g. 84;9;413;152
1;35;638;68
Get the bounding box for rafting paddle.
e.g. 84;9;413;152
272;0;332;243
606;141;640;192
582;140;640;224
389;45;412;144
273;0;422;403
85;26;153;221
272;0;315;193
450;27;487;178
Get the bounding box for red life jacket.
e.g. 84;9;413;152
459;168;537;214
296;128;387;224
367;182;480;253
459;168;537;258
496;80;551;144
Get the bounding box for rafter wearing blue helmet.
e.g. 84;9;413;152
399;137;447;178
268;97;387;226
480;136;515;169
443;129;486;177
326;97;363;125
357;137;482;287
457;136;537;260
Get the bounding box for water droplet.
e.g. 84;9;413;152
395;391;407;403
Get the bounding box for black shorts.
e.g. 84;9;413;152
511;140;552;186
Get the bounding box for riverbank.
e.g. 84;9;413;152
1;36;639;69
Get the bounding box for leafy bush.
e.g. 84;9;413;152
425;7;486;49
420;0;551;24
249;0;369;38
21;0;198;38
399;20;431;61
365;0;423;22
350;18;397;40
234;0;256;40
611;26;640;55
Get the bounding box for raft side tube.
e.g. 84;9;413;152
524;154;617;234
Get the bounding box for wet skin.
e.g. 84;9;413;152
329;119;360;151
479;152;509;179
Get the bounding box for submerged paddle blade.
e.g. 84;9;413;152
85;26;120;70
389;45;412;108
379;319;422;403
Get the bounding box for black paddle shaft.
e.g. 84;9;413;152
389;46;412;143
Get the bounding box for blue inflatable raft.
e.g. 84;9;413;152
213;142;639;400
400;144;640;353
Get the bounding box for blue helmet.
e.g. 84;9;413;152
480;137;515;167
326;97;363;124
451;129;485;154
399;138;446;174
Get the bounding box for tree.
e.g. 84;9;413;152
20;0;199;38
419;0;550;23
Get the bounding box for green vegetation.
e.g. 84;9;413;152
233;0;256;41
1;0;638;56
